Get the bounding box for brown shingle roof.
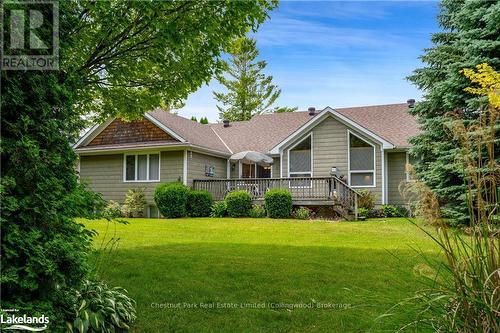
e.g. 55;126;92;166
147;109;231;153
210;103;420;152
334;103;420;148
210;111;316;153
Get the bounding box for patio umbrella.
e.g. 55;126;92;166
229;151;274;166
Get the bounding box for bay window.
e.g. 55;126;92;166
124;153;160;182
348;132;375;187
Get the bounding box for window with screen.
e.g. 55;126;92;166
349;133;375;187
124;153;160;182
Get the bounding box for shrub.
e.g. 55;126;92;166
395;205;410;217
210;201;227;218
358;207;369;218
64;182;105;219
225;190;252;217
368;208;384;218
68;280;136;333
265;188;292;219
154;182;189;218
381;205;398;217
122;188;147;218
294;207;311;220
357;190;376;210
103;200;122;219
249;204;266;218
186;190;213;217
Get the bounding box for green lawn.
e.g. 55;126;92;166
82;218;439;332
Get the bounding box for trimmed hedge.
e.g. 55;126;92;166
225;190;252;217
187;190;213;217
154;182;189;218
294;206;311;220
265;188;292;218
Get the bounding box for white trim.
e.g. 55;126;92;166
183;149;188;185
347;130;376;188
381;148;386;204
123;152;161;183
211;127;233;154
73;118;115;148
226;160;230;179
279;151;283;178
269;107;394;154
382;150;389;204
238;161;242;178
144;113;186;142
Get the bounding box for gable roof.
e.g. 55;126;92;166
75;103;419;156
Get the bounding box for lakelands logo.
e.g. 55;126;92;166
1;310;49;331
1;0;59;70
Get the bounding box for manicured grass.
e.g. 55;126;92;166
82;218;439;332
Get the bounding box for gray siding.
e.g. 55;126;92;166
187;151;227;186
272;157;280;178
281;115;383;205
387;152;407;205
80;151;183;205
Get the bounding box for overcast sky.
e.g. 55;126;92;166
175;0;440;122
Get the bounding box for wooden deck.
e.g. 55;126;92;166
193;176;359;219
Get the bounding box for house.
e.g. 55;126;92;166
74;101;420;218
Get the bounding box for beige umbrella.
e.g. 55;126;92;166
229;151;274;166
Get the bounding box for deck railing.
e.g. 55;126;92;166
193;176;358;218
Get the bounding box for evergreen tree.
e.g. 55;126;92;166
214;37;297;121
191;116;198;122
407;0;499;225
200;117;209;124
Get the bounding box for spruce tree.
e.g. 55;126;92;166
214;37;297;121
408;0;499;225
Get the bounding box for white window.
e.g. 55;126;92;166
124;153;160;182
288;134;312;187
348;132;375;187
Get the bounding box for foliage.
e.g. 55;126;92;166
407;0;500;225
380;205;398;218
103;201;123;219
191;116;198;122
200;117;209;124
214;36;297;121
187;190;214;217
394;205;410;218
225;190;253;217
294;207;311;220
210;201;227;218
249;204;266;218
0;71;95;331
264;188;293;219
357;190;376;210
64;182;106;219
67;280;136;333
1;0;276;328
394;65;499;332
358;207;369;218
154;182;189;218
122;189;147;218
462;63;500;109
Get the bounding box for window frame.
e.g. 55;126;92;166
347;130;376;188
287;133;313;188
123;152;161;183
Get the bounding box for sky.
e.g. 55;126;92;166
176;0;440;122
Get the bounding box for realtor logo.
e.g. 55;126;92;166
1;0;59;70
1;309;49;331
